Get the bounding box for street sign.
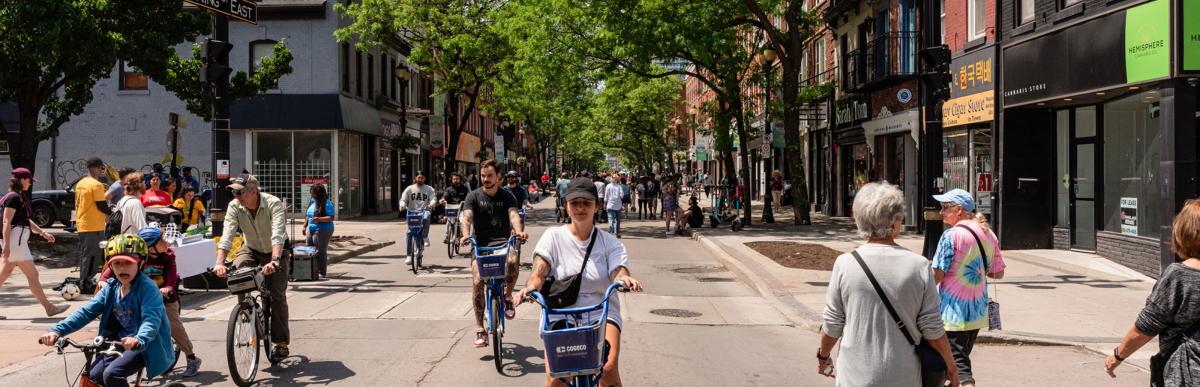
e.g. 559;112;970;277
184;0;258;25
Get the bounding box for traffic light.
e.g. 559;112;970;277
919;45;953;101
199;38;233;85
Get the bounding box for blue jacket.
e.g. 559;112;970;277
51;274;175;378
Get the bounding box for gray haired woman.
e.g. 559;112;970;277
818;182;959;387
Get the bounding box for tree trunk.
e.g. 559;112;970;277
11;102;41;174
730;91;753;227
780;45;812;225
443;94;460;186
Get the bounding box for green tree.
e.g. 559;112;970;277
159;40;295;121
335;0;513;177
588;71;684;175
0;1;294;172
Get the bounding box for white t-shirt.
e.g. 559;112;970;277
533;225;629;329
115;196;147;234
604;184;624;211
594;181;606;199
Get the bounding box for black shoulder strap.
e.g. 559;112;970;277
955;224;990;271
850;250;917;347
578;228;598;275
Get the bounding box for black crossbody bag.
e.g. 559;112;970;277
539;228;598;309
851;250;948;386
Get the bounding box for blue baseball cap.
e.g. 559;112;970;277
933;188;975;212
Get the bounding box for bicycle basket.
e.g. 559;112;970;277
226;268;262;295
475;249;508;279
543;319;606;377
445;208;459;218
406;214;424;228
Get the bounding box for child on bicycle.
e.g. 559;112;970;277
39;234;175;387
97;227;202;377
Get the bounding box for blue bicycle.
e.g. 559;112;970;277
407;210;428;274
468;235;517;373
524;281;630;387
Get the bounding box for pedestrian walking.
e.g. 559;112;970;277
1105;199;1200;386
770;170;784;211
605;176;625;238
646;174;660;220
594;175;608;224
115;173;149;235
819;182;958;387
73;157;111;294
105;168;136;207
636;177;648;220
931;188;1006;387
0;168;69;318
304;184;335;278
661;178;682;234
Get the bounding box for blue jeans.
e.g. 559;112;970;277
89;349;145;387
607;209;622;235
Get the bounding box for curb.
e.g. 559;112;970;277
326;238;396;265
688;230;1135;359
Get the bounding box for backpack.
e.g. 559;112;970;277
105;197;129;238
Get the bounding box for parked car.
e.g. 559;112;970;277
31;183;77;229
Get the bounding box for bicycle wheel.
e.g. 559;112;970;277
490;295;504;374
226;302;260;387
446;225;456;259
409;235;418;275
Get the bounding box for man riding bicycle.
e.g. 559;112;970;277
400;171;436;264
211;174;292;360
460;160;527;348
504;171;533;210
441;173;469;243
40;234;175;387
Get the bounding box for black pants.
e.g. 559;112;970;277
947;329;980;384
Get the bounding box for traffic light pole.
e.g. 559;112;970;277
211;14;232;237
919;0;948;258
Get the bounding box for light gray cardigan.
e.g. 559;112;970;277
822;244;946;387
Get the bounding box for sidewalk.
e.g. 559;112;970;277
691;198;1157;371
0;216;395;369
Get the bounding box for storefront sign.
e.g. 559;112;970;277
834;98;868;127
1125;0;1170;82
943;91;995;127
1003;0;1169;106
950;47;995;100
897;89;913;104
1184;0;1200;72
456;133;481;163
863;109;920;153
299;177;329;210
1120;197;1138;235
494;133;506;163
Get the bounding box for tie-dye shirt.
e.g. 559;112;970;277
932;221;1005;331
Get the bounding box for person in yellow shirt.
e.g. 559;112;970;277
73;157;112;294
172;187;206;232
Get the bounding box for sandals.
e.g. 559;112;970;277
473;330;488;348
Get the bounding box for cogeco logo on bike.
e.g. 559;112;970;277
555;344;588;356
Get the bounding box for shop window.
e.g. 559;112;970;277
367;54;375;99
1063;0;1082;7
1103;91;1164;238
356;51;363;97
939;0;946;44
119;61;148;90
1056;110;1070;227
341;43;350;93
969;0;986;40
252;131;334;213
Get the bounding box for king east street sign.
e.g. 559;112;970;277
184;0;258;24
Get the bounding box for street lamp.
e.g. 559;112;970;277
394;65;412;133
761;48;776;223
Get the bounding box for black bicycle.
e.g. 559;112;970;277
44;336;186;387
223;265;284;387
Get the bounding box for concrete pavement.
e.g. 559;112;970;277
0;198;1145;385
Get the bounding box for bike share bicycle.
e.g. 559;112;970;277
444;204;462;258
524;281;630;387
222;264;281;387
468;235;519;373
407;210;428;274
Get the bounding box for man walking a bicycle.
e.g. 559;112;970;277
211;174;292;360
459;160;527;348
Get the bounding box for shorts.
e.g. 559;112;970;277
5;226;33;262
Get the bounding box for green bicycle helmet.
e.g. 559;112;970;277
104;233;148;260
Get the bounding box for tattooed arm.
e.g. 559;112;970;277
516;253;552;303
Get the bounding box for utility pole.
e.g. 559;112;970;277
208;15;233;236
918;0;953;257
761;48;777;224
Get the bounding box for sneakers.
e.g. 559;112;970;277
504;295;516;320
183;356;202;377
424;238;431;247
473;330;488;348
404;256;413;265
665;230;674;235
271;344;290;359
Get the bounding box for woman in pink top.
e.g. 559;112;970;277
140;174;172;207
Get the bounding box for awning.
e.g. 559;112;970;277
862;108;920;153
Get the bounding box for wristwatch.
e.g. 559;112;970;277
816;349;830;361
1113;347;1126;362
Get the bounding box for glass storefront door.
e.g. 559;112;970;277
1056;107;1098;250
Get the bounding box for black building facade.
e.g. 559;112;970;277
997;0;1200;277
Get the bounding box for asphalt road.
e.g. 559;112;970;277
0;200;1145;386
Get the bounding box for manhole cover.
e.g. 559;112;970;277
650;308;703;318
697;277;735;282
671;266;727;274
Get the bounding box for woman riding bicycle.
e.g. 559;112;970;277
39;234;175;387
516;177;644;387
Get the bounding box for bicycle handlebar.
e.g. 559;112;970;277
523;280;630;310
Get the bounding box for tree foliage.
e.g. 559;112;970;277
587;70;683;174
159;40;295;120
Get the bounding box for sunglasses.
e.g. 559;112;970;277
229;188;246;196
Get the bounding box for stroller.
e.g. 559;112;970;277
707;185;742;231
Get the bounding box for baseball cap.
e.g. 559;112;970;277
933;188;976;212
107;254;142;265
12;167;36;182
228;174;258;191
563;177;598;202
507;171;518;177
